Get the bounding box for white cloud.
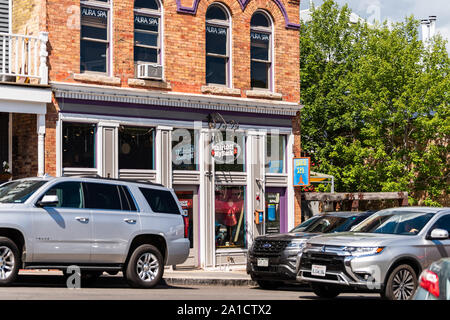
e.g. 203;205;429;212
303;0;450;52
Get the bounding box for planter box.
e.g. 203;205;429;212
0;173;12;182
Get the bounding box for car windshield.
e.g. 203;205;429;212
351;210;435;235
290;216;321;232
0;180;47;204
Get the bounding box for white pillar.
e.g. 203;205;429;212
38;32;49;85
155;125;173;187
37;114;46;177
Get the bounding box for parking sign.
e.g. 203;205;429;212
293;157;310;187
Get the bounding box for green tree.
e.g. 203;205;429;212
300;0;449;205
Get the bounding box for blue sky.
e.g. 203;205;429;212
303;0;450;53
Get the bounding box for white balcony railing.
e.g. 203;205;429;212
0;31;48;85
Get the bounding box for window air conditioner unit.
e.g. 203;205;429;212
136;63;163;80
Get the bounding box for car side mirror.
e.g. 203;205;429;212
36;195;59;207
428;228;449;240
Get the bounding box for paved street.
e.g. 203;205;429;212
0;273;380;300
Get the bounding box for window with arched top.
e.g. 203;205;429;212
205;4;231;86
134;0;161;65
250;12;272;90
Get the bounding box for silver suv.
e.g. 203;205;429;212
296;207;450;300
0;176;190;288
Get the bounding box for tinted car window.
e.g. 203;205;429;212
430;215;450;233
119;185;137;212
140;188;180;214
42;182;84;208
84;182;122;210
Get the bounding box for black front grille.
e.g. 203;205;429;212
300;252;346;273
253;239;290;255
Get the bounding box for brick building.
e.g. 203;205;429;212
2;0;301;269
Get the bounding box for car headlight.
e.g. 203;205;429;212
345;246;384;257
286;240;306;249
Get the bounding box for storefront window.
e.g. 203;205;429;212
213;131;246;172
119;126;155;170
266;134;286;173
172;129;198;171
63;122;96;168
215;186;246;249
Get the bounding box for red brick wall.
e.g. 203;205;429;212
12;114;38;179
44;0;300;103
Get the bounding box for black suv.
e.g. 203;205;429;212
247;211;375;289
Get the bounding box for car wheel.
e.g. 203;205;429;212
125;244;164;289
0;237;20;286
384;264;417;300
310;283;341;299
256;280;281;290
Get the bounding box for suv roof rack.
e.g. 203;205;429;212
60;175;164;187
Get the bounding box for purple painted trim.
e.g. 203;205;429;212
176;0;300;30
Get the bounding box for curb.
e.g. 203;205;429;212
162;277;257;287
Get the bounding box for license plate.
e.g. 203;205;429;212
311;264;326;277
257;258;269;267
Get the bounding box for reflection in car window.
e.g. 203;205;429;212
41;182;84;208
352;211;435;235
290;216;320;233
301;216;348;233
0;180;47;203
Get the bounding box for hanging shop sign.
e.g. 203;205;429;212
211;141;241;163
293;157;311;187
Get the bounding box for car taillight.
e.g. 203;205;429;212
183;216;189;239
419;269;439;298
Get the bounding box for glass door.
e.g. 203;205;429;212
174;186;199;268
265;188;287;234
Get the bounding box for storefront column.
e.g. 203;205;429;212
199;129;215;268
155;126;173;188
37;114;46;177
247;130;266;245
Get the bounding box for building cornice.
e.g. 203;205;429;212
51;82;302;117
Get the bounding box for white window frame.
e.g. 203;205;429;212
250;10;274;91
133;0;162;66
205;3;232;87
80;0;113;75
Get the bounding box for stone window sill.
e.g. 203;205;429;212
73;73;121;85
201;85;241;97
128;78;171;90
245;89;283;100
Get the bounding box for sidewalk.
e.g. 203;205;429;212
19;267;257;287
163;267;256;287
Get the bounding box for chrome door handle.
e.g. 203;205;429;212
124;219;136;224
76;217;89;223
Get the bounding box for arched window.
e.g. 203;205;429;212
205;4;230;86
250;12;272;89
134;0;161;65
